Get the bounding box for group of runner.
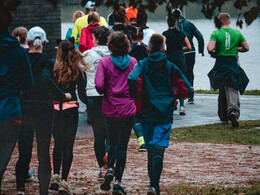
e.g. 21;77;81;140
0;1;250;195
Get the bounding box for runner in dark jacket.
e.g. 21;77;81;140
173;8;204;104
0;27;33;195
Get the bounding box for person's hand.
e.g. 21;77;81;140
64;93;72;101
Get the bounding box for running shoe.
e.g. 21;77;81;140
17;188;25;195
179;106;186;115
58;180;73;195
138;144;146;152
49;174;60;191
112;181;127;194
98;167;107;181
26;166;35;182
147;187;157;195
188;98;194;104
100;168;114;191
229;112;239;127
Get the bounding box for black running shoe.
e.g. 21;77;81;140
100;168;114;191
113;182;127;194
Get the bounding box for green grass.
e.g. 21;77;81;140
166;181;260;195
195;89;260;95
171;120;260;146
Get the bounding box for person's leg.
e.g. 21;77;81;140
0;120;19;190
15;122;34;190
218;85;228;122
101;117;118;191
36;109;52;195
225;86;240;127
185;53;196;103
133;122;145;151
52;110;64;176
179;99;185;115
148;146;165;195
87;96;107;168
114;116;134;182
61;108;78;181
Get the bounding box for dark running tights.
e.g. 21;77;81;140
105;116;134;182
148;145;165;195
52;108;78;181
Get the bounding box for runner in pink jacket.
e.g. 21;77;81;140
95;31;136;194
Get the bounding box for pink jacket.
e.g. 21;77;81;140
95;55;137;118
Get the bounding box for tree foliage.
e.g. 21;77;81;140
2;0;260;28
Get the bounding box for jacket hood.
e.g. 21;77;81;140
0;33;20;52
147;52;167;62
111;54;130;70
92;46;110;57
178;16;186;24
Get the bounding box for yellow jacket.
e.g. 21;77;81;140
71;14;108;44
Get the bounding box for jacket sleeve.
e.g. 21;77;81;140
19;49;34;92
128;62;142;98
191;22;204;54
95;58;105;95
77;72;88;105
79;28;87;53
41;58;65;101
71;20;80;44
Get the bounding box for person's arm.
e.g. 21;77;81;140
128;62;143;98
192;22;204;55
41;58;66;101
19;50;34;92
79;28;87;53
183;36;192;51
71;20;80;45
77;72;88;105
95;58;106;95
207;40;216;55
238;41;249;52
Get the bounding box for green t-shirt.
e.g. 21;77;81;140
210;28;246;56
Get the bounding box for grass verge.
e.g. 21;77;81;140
195;89;260;95
166;180;260;195
171;120;260;146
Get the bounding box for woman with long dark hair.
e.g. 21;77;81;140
49;39;88;195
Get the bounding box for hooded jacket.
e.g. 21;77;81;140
177;16;204;54
0;33;34;119
128;52;193;123
95;55;137;118
83;45;110;96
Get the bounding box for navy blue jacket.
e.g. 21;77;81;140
0;33;34;119
177;16;204;54
128;52;193;123
208;56;249;94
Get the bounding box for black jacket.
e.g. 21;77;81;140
20;53;65;112
177;16;204;54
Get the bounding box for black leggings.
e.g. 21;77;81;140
105;116;134;182
16;109;52;195
52;107;78;181
148;145;165;195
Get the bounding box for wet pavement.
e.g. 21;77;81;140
76;94;260;137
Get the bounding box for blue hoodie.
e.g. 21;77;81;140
0;33;34;119
111;54;130;70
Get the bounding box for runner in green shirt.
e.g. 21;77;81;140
207;13;249;127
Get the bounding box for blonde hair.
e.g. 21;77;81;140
73;10;84;23
12;26;28;44
218;13;230;26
